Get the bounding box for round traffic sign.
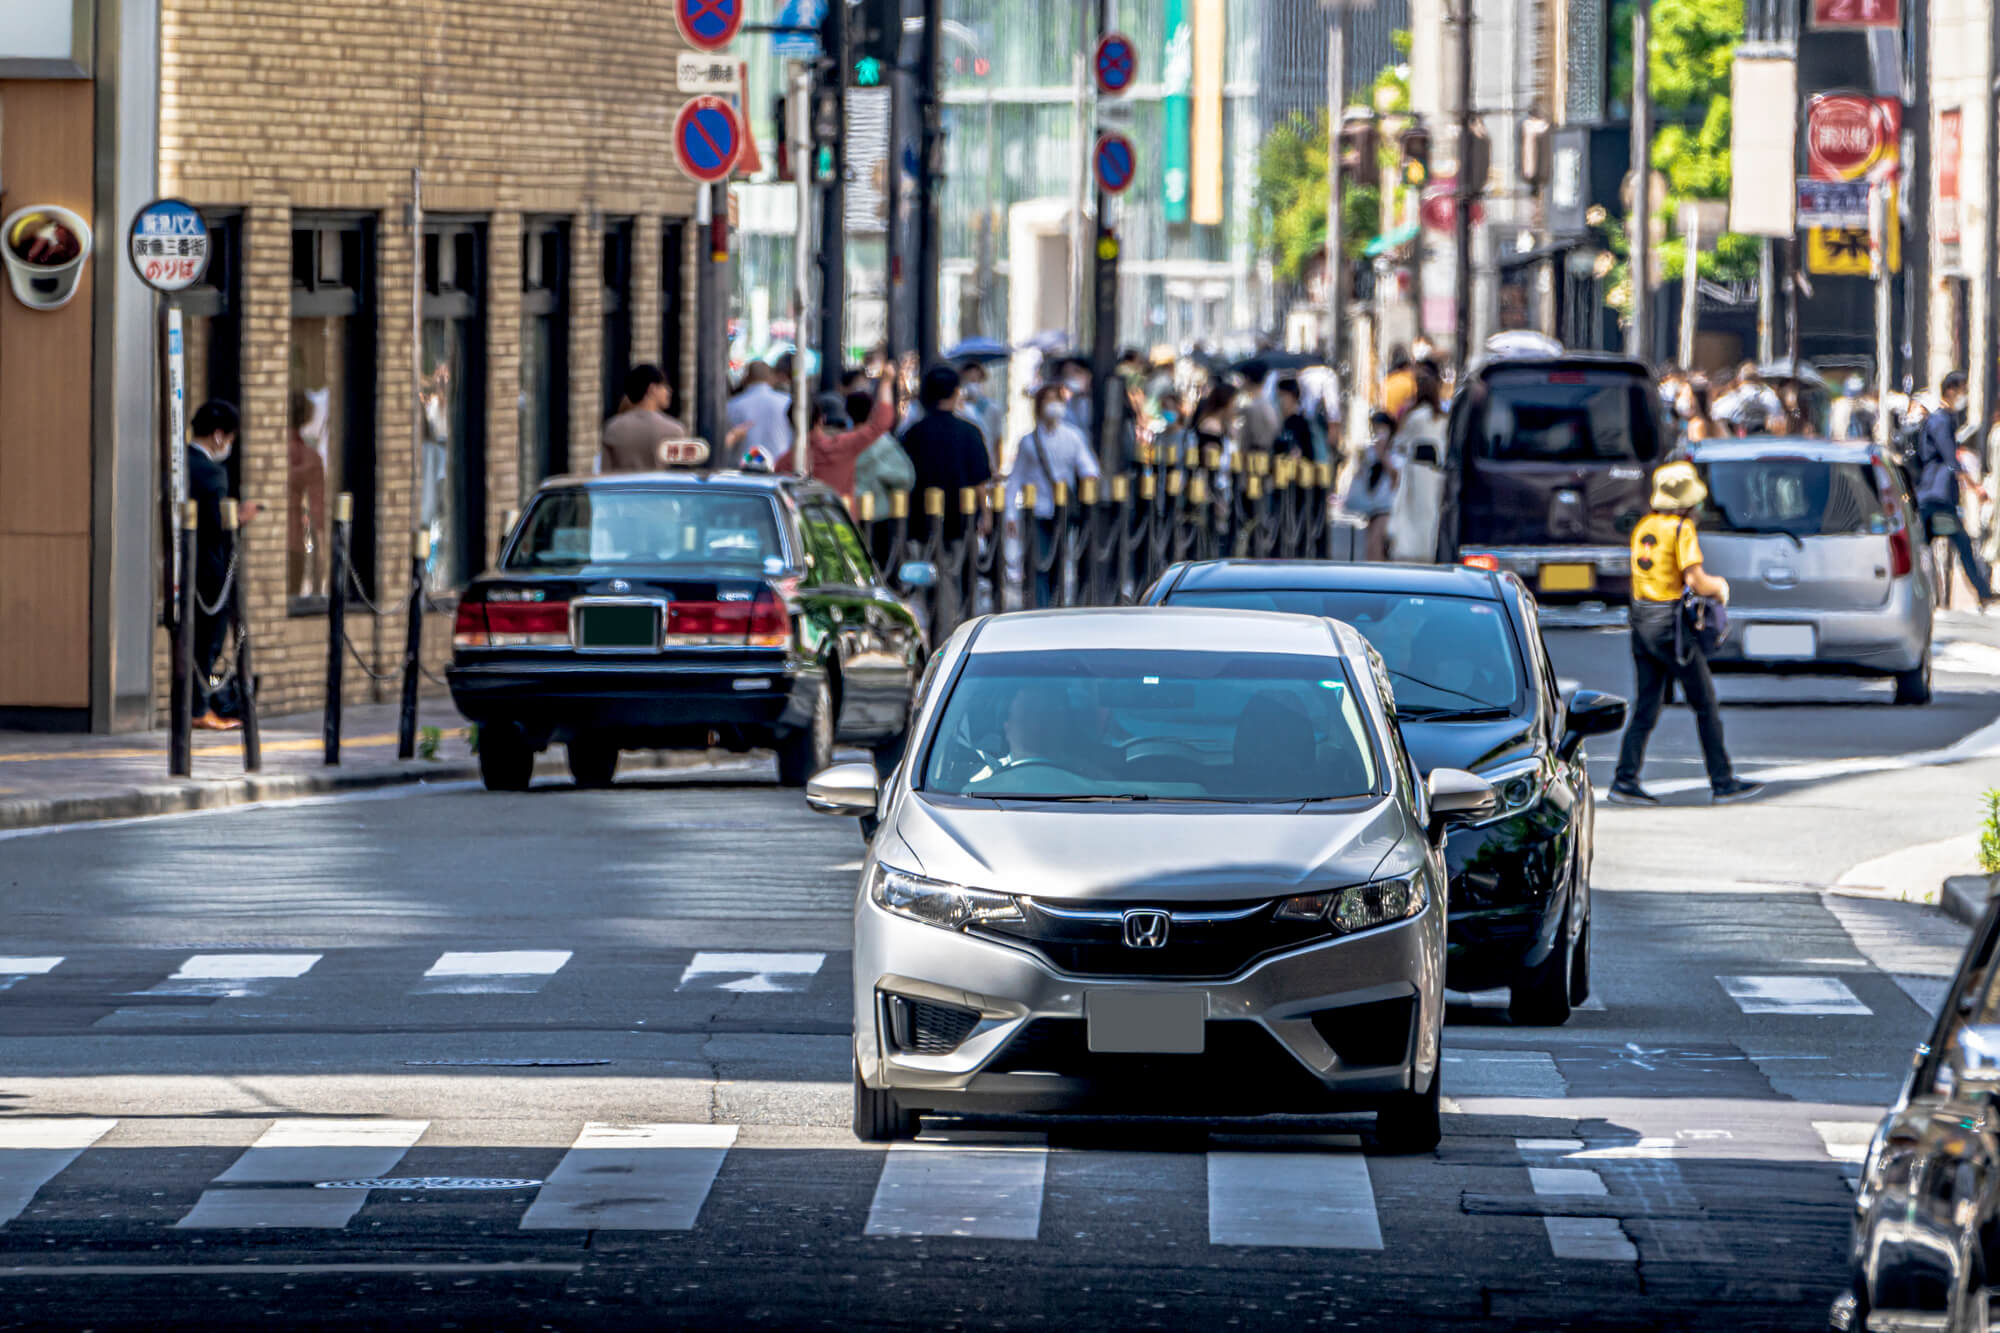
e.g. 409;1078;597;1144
1094;132;1137;195
1094;32;1138;96
126;198;210;293
674;96;744;184
676;0;744;52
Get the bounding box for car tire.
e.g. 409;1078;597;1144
853;1063;917;1142
777;677;835;788
1568;915;1593;1008
567;737;619;789
1893;652;1933;706
477;726;535;793
1510;900;1576;1027
1374;1064;1442;1155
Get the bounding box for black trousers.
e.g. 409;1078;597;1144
190;607;234;721
1614;601;1734;791
1921;502;1995;602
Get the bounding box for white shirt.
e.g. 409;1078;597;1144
726;383;795;462
1006;421;1101;519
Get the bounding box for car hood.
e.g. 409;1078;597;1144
1399;715;1537;777
888;792;1410;903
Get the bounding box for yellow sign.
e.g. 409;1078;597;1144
1806;184;1900;275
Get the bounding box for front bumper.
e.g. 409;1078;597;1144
445;655;818;743
1442;809;1576;992
853;894;1445;1117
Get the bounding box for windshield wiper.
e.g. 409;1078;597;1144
1396;705;1513;722
1388;668;1498;707
983;792;1156;803
1715;522;1805;549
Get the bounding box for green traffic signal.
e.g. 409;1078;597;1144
854;55;884;87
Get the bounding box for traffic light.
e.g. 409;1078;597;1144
1399;124;1431;189
1338;111;1379;176
851;0;899;87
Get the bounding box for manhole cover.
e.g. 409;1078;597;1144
402;1058;611;1067
314;1177;542;1191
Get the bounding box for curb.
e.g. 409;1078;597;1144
1940;874;1999;928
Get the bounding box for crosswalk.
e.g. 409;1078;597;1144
0;1107;1872;1256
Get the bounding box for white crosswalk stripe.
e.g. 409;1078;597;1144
1518;1137;1636;1262
520;1123;737;1231
134;953;321;998
0;957;60;991
1206;1151;1382;1249
1719;975;1871;1015
865;1140;1048;1239
676;952;826;994
0;1119;116;1227
175;1120;429;1229
413;951;572;995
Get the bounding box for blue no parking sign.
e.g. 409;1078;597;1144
676;0;744;52
1094;132;1137;195
674;96;744;184
1094;32;1138;96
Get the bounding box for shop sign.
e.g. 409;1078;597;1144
1806;94;1900;182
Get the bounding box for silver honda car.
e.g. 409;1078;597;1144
806;607;1497;1151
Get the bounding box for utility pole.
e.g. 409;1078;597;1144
817;0;849;394
1451;0;1475;373
1325;8;1346;373
915;0;943;366
885;54;904;362
789;60;813;474
1088;0;1121;471
696;183;728;452
1872;181;1893;451
1626;2;1651;364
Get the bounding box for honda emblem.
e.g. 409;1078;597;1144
1122;909;1170;949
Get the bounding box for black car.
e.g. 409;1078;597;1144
1142;560;1626;1024
448;471;927;791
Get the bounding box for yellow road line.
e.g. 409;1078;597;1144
0;733;404;764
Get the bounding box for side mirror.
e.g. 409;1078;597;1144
1947;1024;2000;1099
897;560;938;589
1559;689;1628;760
1426;767;1498;837
805;761;881;817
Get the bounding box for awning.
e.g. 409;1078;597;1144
1362;222;1420;258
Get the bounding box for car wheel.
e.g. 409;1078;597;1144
1374;1063;1442;1155
777;678;835;788
1893;651;1933;706
1568;915;1592;1008
1510;900;1575;1027
566;736;619;789
853;1062;917;1142
477;725;535;793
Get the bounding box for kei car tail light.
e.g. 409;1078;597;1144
1871;454;1914;579
456;599;570;648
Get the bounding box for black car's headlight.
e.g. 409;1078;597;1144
869;863;1024;931
1275;868;1428;934
1474;758;1547;821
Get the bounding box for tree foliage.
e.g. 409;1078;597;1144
1649;0;1755;284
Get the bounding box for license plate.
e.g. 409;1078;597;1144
1538;563;1595;593
1085;990;1206;1054
1742;623;1816;659
576;603;660;649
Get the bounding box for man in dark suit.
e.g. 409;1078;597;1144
899;365;993;631
185;400;257;730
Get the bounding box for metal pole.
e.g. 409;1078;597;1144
396;530;427;761
1068;5;1091;344
818;0;849;395
1325;10;1346;370
222;500;260;773
410;166;425;556
696;183;728;452
1627;3;1651;363
916;0;944;366
1873;183;1894;451
1785;236;1801;364
1089;0;1118;470
790;60;814;474
1757;238;1775;363
324;492;350;765
1678;217;1699;370
1452;0;1475;373
170;500;197;778
885;57;905;363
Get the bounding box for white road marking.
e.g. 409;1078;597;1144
1528;1166;1608;1197
865;1142;1048;1240
1813;1121;1876;1165
1516;1138;1584;1154
1206;1152;1383;1249
136;953;321;998
1543;1216;1639;1262
176;1120;428;1229
0;958;60;991
1444;1049;1568;1098
1719;975;1870;1016
0;1120;117;1227
677;951;826;994
414;951;572;995
520;1123;736;1231
1451;986;1607;1014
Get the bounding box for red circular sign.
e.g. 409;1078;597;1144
673;96;744;184
675;0;744;53
1807;94;1894;181
1094;32;1138;96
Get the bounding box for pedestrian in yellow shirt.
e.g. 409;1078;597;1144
1608;461;1762;806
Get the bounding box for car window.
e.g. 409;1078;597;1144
1466;368;1663;464
1163;589;1524;718
813;502;879;584
797;506;850;587
506;489;784;572
921;649;1379;803
1695;459;1887;537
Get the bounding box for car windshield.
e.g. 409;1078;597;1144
1466;367;1664;463
1164;590;1523;717
1695;458;1887;538
506;489;786;571
921;649;1379;802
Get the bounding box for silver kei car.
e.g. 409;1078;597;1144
805;607;1498;1151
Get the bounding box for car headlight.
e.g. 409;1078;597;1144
1275;868;1428;934
869;863;1024;931
1475;758;1547;821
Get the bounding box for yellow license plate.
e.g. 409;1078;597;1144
1538;563;1595;593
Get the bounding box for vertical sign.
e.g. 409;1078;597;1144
1728;55;1798;237
1938;108;1963;248
1162;0;1191;224
167;309;187;512
1190;0;1225;226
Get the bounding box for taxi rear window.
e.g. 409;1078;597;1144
506;489;785;571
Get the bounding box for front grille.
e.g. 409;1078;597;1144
984;1018;1334;1106
1310;997;1416;1069
974;898;1333;979
886;994;981;1055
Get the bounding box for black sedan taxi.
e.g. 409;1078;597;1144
1143;560;1625;1024
448;471;926;791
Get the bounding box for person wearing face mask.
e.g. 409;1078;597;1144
185;400;259;731
1008;383;1101;607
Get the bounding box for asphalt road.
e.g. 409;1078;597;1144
3;617;2000;1330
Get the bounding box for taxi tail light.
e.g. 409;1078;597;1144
1460;553;1501;571
456;599;570;648
665;590;790;647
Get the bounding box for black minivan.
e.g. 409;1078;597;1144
1438;352;1669;603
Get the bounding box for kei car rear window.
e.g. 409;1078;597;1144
1468;368;1664;464
1695;459;1887;538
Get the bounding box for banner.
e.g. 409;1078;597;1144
1190;0;1224;226
1729;55;1798;237
1162;0;1191;225
1938;108;1962;246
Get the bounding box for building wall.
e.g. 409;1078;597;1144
152;0;706;719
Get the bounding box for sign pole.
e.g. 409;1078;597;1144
789;58;815;475
1325;8;1346;375
1626;1;1651;364
1871;182;1892;451
1679;215;1699;370
696;183;729;455
1089;14;1137;473
818;0;848;395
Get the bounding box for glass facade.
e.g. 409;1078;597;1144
520;219;570;499
421;222;486;598
288;216;376;611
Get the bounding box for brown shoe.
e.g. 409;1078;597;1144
194;712;241;732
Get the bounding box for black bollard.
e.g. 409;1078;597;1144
324;492;351;765
396;529;427;761
222;500;260;773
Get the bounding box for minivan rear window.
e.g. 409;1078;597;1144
1696;459;1886;538
1466;368;1664;464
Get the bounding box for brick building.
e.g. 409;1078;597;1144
0;0;711;730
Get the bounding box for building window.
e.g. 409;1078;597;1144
421;220;487;599
289;215;378;612
601;217;633;421
177;211;242;602
520;219;570;500
662;220;686;405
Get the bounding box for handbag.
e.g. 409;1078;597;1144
1673;518;1728;660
